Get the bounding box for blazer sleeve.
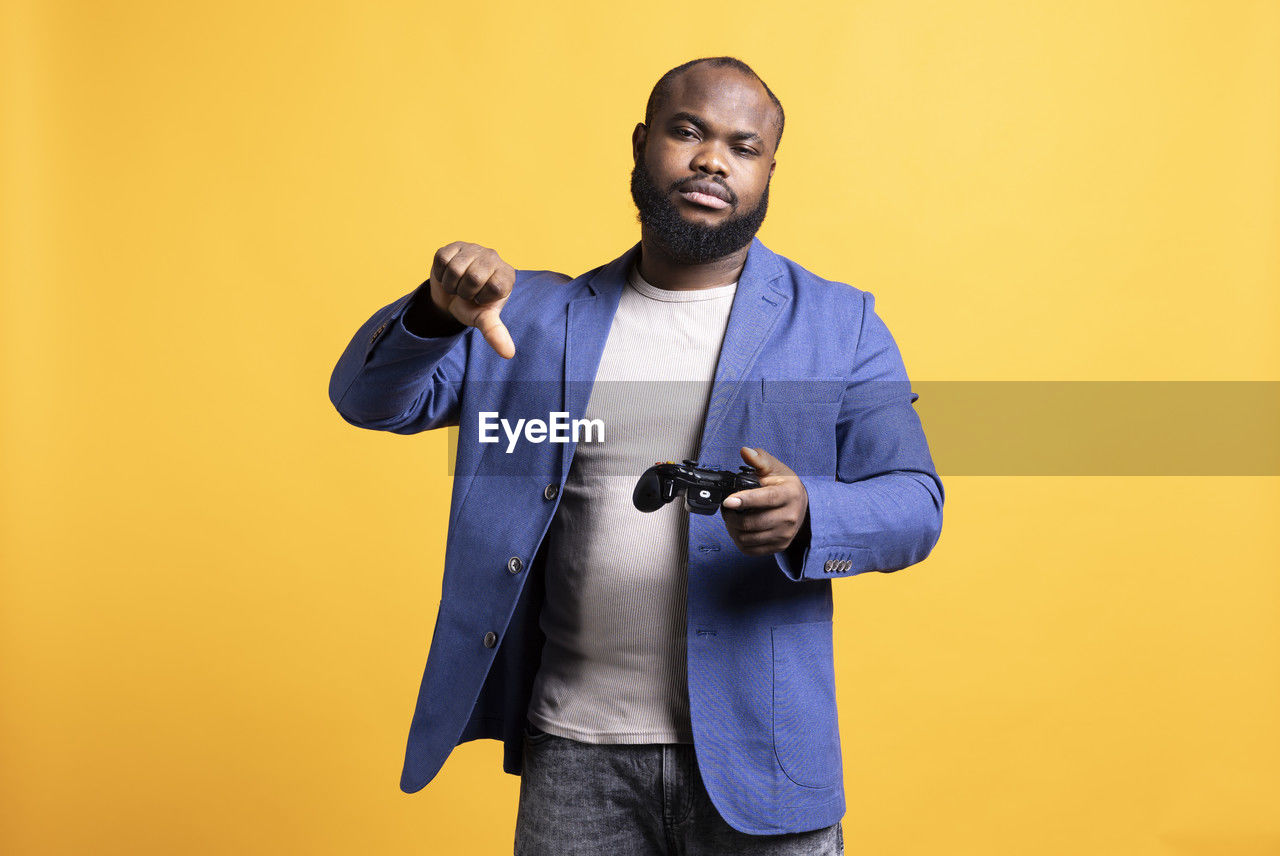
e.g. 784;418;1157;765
328;280;472;435
774;290;944;581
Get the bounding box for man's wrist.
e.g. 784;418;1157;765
783;507;812;564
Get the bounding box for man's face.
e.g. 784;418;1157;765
630;65;779;264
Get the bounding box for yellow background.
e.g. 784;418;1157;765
3;0;1278;853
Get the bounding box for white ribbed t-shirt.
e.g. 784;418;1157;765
525;262;738;743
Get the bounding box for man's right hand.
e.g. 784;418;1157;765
427;241;517;359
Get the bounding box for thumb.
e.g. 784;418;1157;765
474;310;516;360
740;445;777;474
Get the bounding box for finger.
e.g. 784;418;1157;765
471;261;515;305
733;528;789;549
453;253;499;303
728;507;801;534
721;511;786;556
437;244;484;296
739;446;792;478
431;242;467;292
472;307;515;359
728;529;788;556
737;534;783;555
721;484;787;511
739;445;768;474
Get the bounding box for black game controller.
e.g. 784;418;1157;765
632;460;761;515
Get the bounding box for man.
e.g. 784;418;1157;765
329;56;943;854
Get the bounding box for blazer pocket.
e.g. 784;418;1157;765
771;621;843;789
760;378;845;405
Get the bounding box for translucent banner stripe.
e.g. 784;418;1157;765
439;382;1280;476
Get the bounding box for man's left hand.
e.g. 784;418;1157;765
720;447;809;557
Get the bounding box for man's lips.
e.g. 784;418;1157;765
675;179;733;210
678;190;730;210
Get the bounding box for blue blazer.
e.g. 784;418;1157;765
328;238;944;835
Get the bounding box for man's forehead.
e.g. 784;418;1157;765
658;66;777;131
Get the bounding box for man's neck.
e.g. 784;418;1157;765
635;236;749;291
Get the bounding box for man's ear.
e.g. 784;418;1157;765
769;158;776;179
632;123;647;163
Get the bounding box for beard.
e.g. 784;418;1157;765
629;155;770;264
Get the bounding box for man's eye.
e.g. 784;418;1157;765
734;147;757;156
674;128;697;138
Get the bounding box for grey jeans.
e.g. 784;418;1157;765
514;723;844;856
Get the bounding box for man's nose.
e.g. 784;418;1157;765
690;143;729;177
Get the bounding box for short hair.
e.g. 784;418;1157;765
643;56;785;152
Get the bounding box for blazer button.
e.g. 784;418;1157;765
507;556;523;575
483;631;498;649
369;322;387;344
543;483;559;501
824;560;837;574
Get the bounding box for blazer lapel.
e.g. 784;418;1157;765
696;237;790;460
556;237;788;477
559;242;638;476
